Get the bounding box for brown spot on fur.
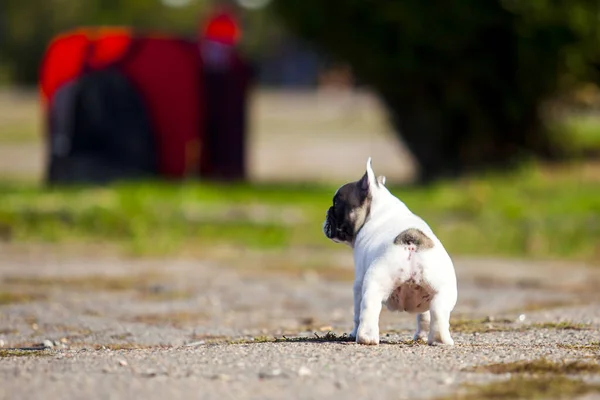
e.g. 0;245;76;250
394;228;434;250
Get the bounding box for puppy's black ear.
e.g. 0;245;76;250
358;171;369;196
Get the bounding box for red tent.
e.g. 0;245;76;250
39;27;204;181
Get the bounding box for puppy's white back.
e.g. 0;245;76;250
353;184;456;294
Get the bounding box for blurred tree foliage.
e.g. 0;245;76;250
272;0;600;181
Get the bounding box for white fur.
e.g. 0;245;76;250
337;158;457;345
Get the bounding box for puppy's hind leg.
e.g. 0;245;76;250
414;311;430;342
427;295;454;346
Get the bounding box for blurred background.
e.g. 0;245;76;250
0;0;600;263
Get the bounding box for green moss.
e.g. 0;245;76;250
529;322;592;331
451;318;514;334
0;349;51;357
470;358;600;374
0;291;45;305
557;341;600;350
443;375;600;400
450;318;592;334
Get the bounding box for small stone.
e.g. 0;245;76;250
148;284;168;294
518;314;526;322
211;373;230;381
102;366;112;373
258;369;282;379
118;359;128;367
60;338;68;344
42;340;54;348
440;376;454;385
31;323;38;331
298;366;311;377
0;339;5;347
334;380;346;389
184;340;205;347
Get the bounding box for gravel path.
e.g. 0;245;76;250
1;244;600;399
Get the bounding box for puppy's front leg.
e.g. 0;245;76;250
356;274;386;345
349;279;362;338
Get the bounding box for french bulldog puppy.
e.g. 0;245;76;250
323;158;457;345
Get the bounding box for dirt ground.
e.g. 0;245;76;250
1;244;600;400
1;89;600;399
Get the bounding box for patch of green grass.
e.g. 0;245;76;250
558;341;600;350
443;375;600;400
549;113;600;156
470;358;600;374
0;349;51;357
0;291;45;305
453;357;600;400
450;318;592;334
529;322;592;331
451;317;515;334
1;161;600;261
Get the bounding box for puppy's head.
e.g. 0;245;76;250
323;158;386;246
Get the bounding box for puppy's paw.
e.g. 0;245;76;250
413;330;428;343
356;325;379;345
349;327;358;339
427;336;454;346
